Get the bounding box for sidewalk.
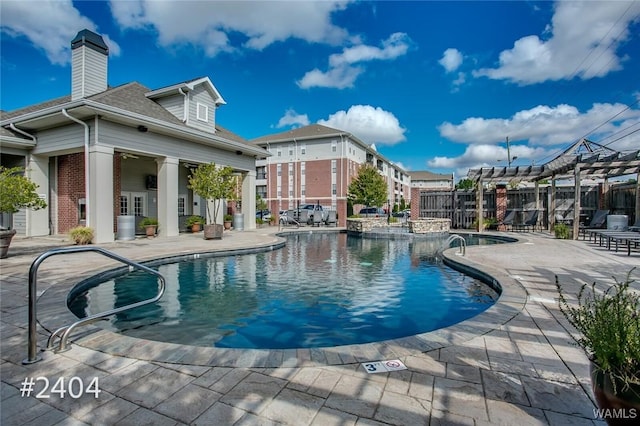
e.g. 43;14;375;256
2;228;637;425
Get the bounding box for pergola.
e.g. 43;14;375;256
467;139;640;238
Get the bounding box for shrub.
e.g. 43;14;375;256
224;214;233;222
69;226;94;245
554;223;571;239
139;217;159;228
184;215;204;227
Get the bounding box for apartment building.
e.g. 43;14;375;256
252;124;410;226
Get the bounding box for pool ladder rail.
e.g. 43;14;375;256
442;234;466;256
23;246;166;365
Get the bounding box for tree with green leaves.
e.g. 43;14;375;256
456;178;475;190
0;166;47;216
347;164;388;208
188;163;236;225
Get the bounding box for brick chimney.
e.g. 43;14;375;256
71;29;109;101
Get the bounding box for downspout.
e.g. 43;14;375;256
178;88;188;122
62;109;90;228
9;124;38;234
9;123;37;143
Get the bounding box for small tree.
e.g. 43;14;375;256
0;166;47;219
347;164;388;208
188;163;236;226
456;178;474;190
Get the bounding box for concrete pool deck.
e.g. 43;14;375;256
1;227;638;425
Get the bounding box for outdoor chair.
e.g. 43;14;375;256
325;210;337;227
515;210;539;232
312;211;323;227
579;209;609;239
298;210;310;225
499;210;516;231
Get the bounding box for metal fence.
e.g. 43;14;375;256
419;183;636;229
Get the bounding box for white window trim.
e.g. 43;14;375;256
196;102;208;122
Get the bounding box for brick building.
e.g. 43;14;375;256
252;124;411;226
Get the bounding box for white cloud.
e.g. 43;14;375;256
431;101;640;171
438;102;640;147
474;1;640;84
109;0;353;56
439;48;463;72
297;32;412;89
276;109;310;128
318;105;406;145
0;0;120;65
427;144;550;170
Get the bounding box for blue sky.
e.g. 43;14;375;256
2;1;640;179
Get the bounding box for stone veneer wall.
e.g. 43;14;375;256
347;217;450;234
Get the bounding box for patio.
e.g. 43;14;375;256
1;228;637;425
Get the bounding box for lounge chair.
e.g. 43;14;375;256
324;210;337;227
515;210;539;232
312;210;323;227
499;210;516;231
298;210;310;225
579;209;609;239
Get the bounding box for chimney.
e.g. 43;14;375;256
71;29;109;101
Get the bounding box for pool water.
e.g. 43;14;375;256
68;233;500;349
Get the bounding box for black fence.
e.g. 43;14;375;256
419;183;636;229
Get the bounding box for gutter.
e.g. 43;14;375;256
8;123;37;143
62;109;91;228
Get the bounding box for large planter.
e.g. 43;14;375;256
0;229;17;259
144;225;157;237
203;224;223;240
590;362;640;425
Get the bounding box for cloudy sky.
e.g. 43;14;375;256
2;0;639;179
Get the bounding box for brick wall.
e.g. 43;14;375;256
57;153;85;233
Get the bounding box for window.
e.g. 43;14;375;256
196;103;208;122
300;144;306;155
301;185;305;196
177;195;186;216
301;162;305;175
277;148;282;157
289;145;293;156
331;140;337;152
277;164;282;176
332;184;336;195
119;196;128;215
289;190;293;197
331;160;337;174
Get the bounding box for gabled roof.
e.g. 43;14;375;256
1;81;267;157
408;171;453;181
145;76;226;105
250;124;348;144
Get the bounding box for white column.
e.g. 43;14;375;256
89;145;114;243
573;165;581;240
157;157;179;237
26;154;50;236
242;171;256;230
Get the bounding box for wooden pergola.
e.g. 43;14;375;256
467;139;640;238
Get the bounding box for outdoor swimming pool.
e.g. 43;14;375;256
68;232;503;349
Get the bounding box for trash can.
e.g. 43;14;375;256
233;213;244;231
117;215;136;240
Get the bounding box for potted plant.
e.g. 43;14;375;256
185;215;203;233
139;217;159;237
556;269;639;424
69;226;94;245
188;163;236;240
224;214;233;230
0;166;47;258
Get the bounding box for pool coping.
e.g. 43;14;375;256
35;231;529;368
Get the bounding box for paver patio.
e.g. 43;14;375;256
1;228;637;425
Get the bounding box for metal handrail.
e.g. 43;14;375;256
443;234;466;255
23;246;165;364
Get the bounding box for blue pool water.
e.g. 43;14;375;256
68;233;501;349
